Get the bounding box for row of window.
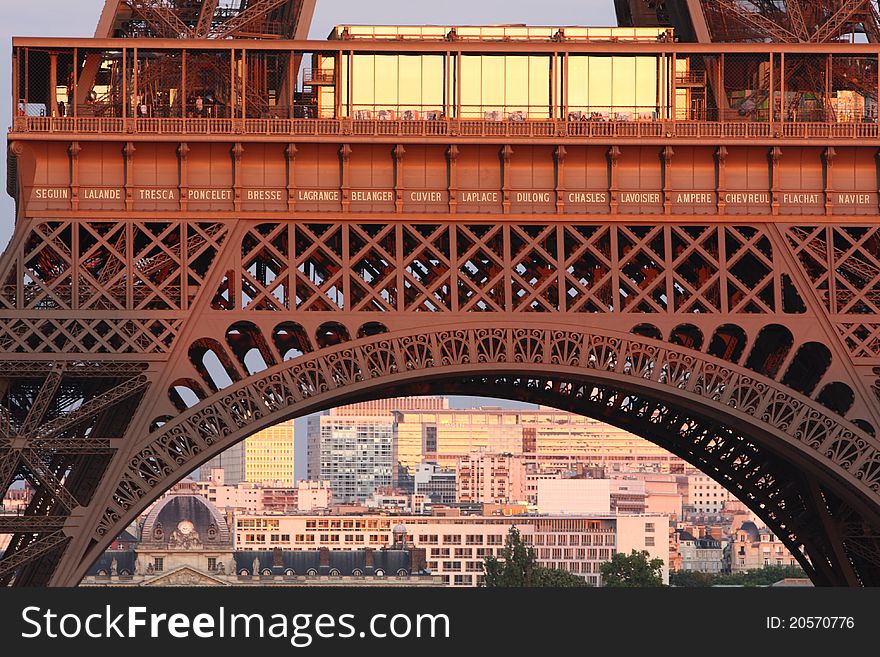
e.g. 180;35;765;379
531;534;615;546
305;519;391;529
535;548;615;560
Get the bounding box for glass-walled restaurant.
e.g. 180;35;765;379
335;52;668;121
12;25;880;128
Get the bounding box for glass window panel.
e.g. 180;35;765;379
568;56;589;111
374;55;399;107
588;57;613;113
505;56;529;109
348;54;444;115
482;56;505;114
636;56;658;117
613;57;638;110
529;56;551;118
340;55;349;114
568;55;661;118
398;55;422;108
422;56;444;112
460;55;482;118
351;54;376;112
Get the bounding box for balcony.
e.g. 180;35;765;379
302;68;336;86
11;115;880;142
675;71;707;86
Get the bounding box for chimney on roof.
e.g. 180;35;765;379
410;547;427;573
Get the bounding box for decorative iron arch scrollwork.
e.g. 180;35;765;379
79;323;880;586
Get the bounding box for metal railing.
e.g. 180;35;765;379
675;71;707;85
12;116;880;140
302;68;336;85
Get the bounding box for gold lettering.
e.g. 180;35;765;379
620;192;660;204
297;190;340;202
246;190;283;201
515;192;552;203
782;193;820;204
836;193;871;205
188;189;232;201
408;191;444;202
82;188;121;200
723;192;770;204
351;190;394;202
138;189;177;201
675;192;713;204
567;192;607;204
461;191;499;203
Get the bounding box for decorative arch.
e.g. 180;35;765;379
225;321;277;374
187;337;241;392
707;323;747;363
817;382;856;417
272;321;312;361
782;342;833;395
631;323;662;340
72;323;880;588
745;324;794;377
669;323;704;350
315;321;351;348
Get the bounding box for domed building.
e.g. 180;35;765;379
84;481;236;586
137;482;235;580
83;490;440;587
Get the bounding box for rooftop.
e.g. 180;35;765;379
327;25;672;42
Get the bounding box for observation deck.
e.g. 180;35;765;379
9;25;880;146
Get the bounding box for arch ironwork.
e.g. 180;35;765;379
26;322;879;587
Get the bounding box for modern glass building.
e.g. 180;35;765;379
306;413;397;504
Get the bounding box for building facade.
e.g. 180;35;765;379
233;512;668;587
535;478;612;514
201;442;246;486
456;453;527;504
244;419;296;486
82;493;438;587
307;411;397;503
685;474;733;517
729;521;800;572
200;419;295;486
414;462;457;505
296;480;333;511
674;529;725;573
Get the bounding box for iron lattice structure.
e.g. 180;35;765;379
616;0;880;43
2;0;880;587
108;0;315;40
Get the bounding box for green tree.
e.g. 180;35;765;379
483;526;588;587
669;565;808;587
599;549;665;587
532;566;590;587
669;570;714;587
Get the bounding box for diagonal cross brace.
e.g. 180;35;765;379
34;375;148;441
0;447;20;500
18;363;64;437
709;0;800;42
0;531;68;583
125;0;193;39
0;516;67;533
194;0;220;37
786;0;811;41
18;449;79;512
813;0;872;43
213;0;289;39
